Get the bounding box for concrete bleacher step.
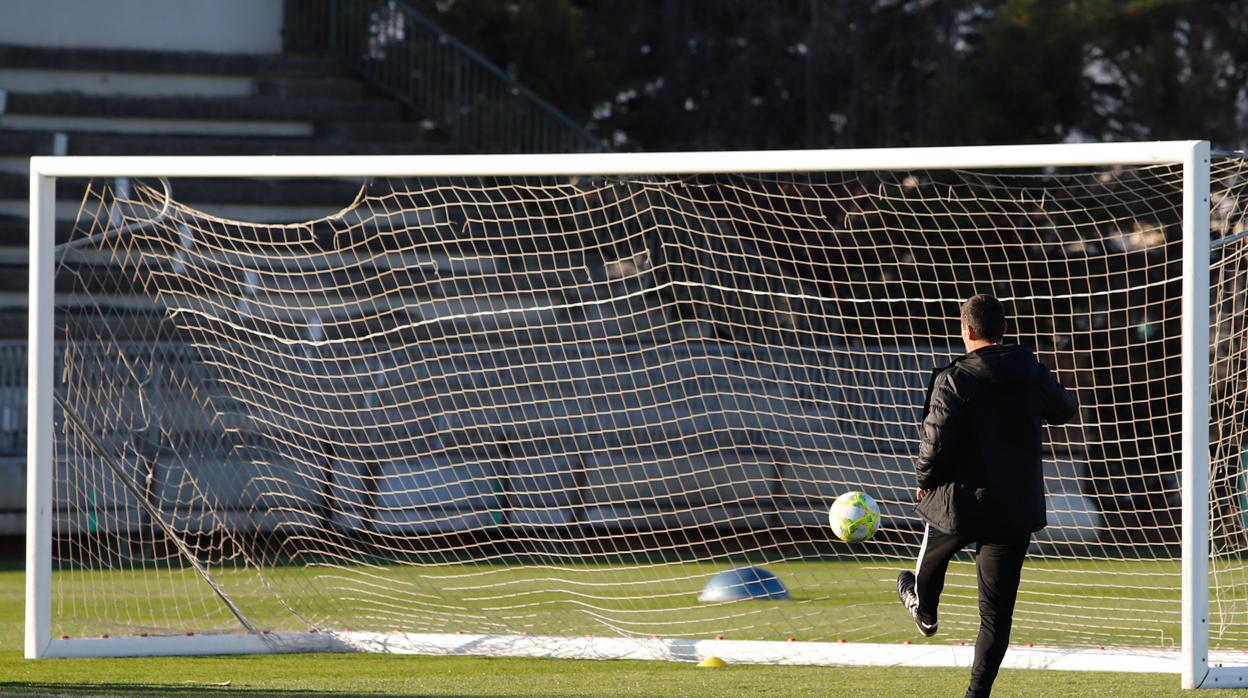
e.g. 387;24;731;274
0;219;34;248
61;131;452;156
0;70;366;101
256;77;365;100
320;122;436;142
0;283;567;328
0;244;589;308
0;173;399;225
0;69;367;102
0;67;255;99
0;172;367;209
5;92;403;125
0;195;348;225
0;132;63;175
0;129;452;174
0;48;454;226
2;113;315;138
0;258;145;297
0;308;166;341
0;43;339;79
0;39;475;342
0;131;62;157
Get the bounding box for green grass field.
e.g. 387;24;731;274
0;561;1241;696
35;557;1191;647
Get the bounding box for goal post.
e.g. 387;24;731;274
1180;141;1213;690
26;167;54;660
23;142;1248;688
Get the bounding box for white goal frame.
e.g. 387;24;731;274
24;141;1238;689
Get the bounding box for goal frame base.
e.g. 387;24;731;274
35;631;1248;687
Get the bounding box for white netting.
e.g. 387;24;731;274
1209;163;1248;652
45;159;1248;659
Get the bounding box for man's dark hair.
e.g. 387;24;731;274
960;294;1006;342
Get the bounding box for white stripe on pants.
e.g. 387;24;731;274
914;522;931;597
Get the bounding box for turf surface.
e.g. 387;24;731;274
35;557;1188;648
1;561;1243;696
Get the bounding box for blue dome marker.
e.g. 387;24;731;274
698;566;790;602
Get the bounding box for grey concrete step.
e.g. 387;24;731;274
61;131;453;156
0;70;363;102
0;113;314;138
0;130;62;156
5;92;402;124
0;197;350;225
0;158;25;176
0;172;364;207
320;121;439;142
0;72;364;103
0;129;453;159
0;244;599;300
0;217;77;247
0;43;338;79
0;67;255;99
0;216;43;247
1;263;143;296
256;77;365;100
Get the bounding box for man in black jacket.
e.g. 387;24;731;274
896;294;1079;698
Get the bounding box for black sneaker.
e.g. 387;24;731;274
897;570;938;637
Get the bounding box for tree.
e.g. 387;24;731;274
1084;0;1248;146
408;0;609;126
925;0;1090;145
926;0;1248;148
580;0;965;150
407;0;1248;150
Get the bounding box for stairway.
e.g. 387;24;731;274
0;42;470;534
0;42;457;287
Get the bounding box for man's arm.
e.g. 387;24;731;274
916;370;962;490
1037;363;1079;425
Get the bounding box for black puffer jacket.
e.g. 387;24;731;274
914;344;1079;537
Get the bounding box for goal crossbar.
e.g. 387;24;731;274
30;141;1205;179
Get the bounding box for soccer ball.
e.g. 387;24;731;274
829;491;880;544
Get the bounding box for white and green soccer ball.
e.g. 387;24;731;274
829;490;880;544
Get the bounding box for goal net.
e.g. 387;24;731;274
26;145;1248;683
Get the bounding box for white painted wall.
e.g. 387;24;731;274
0;0;284;54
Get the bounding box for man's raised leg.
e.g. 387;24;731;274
900;524;972;636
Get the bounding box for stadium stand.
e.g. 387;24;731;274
0;36;462;534
0;24;1106;552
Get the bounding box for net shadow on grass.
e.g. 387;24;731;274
0;685;486;698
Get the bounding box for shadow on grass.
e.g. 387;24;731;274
0;685;492;698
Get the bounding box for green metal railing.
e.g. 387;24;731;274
321;0;605;153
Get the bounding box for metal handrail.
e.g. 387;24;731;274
326;0;605;154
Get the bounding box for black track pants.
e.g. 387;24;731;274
914;524;1031;698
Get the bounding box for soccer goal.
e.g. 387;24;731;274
24;142;1248;689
